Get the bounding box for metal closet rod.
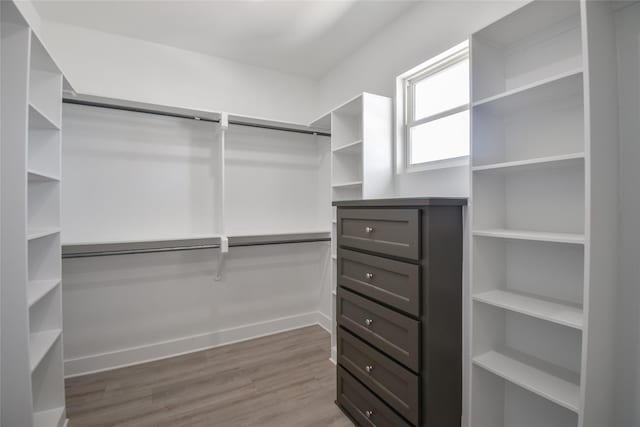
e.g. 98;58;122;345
62;237;331;259
62;98;331;137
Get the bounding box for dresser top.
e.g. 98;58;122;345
332;197;468;207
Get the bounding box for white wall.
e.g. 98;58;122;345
317;0;525;198
42;21;319;124
614;3;640;426
62;242;330;376
60;104;332;376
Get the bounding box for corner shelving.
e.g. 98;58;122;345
469;1;620;426
1;3;67;424
313;92;392;364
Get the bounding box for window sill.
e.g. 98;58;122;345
405;156;469;173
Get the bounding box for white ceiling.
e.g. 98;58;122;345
32;0;419;78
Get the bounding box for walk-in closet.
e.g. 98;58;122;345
1;1;638;426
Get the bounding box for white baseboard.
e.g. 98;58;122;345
316;311;332;333
65;311;328;378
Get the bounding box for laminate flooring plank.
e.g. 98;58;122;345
66;326;352;427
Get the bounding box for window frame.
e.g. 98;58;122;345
395;40;470;173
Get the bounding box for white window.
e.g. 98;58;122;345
396;40;470;172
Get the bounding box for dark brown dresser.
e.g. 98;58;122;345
333;198;466;427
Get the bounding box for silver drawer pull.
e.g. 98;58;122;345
365;272;374;280
365;410;374;418
365;365;374;373
365;226;374;233
365;318;373;326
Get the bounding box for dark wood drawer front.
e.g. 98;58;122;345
337;208;421;260
338;249;421;317
337;288;420;371
337;366;412;427
338;328;419;425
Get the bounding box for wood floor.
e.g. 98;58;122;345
65;326;353;427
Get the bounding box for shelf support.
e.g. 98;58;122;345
214;113;228;281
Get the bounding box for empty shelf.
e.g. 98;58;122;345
472;153;584;173
332;140;362;154
33;406;65;427
28;170;60;182
332;181;363;188
29;103;60;130
472;70;583;115
473;289;583;329
28;228;60;241
473;229;584;245
28;279;61;307
30;329;62;372
473;350;580;412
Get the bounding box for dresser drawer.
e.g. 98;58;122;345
337;208;421;260
337;365;413;427
338;328;419;425
337;288;420;372
338;249;421;317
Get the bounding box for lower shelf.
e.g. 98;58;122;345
29;329;62;372
33;406;65;427
473;349;580;413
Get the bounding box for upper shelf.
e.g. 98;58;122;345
472;70;583;114
472;153;585;174
65;93;330;136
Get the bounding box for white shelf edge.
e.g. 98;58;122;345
332;139;363;153
472;68;583;108
473;289;583;329
472;229;585;245
472;153;585;173
28;170;60;182
29;103;61;130
28;228;61;241
29;329;62;372
28;279;61;308
332;181;363;189
33;406;65;427
473;350;580;413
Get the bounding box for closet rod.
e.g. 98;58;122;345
62;98;332;137
62;237;331;259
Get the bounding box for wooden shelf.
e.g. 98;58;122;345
33;406;65;427
332;140;362;154
473;289;583;329
472;153;584;174
28;228;60;241
28;279;61;308
29;103;60;130
473;229;584;245
472;70;583;115
473;350;580;413
29;329;62;372
332;181;363;189
28;170;60;182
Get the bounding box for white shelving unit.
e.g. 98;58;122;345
1;2;68;426
469;1;620;427
310;92;393;363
